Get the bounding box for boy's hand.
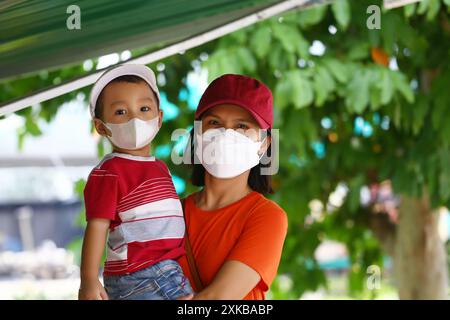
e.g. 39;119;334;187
78;279;109;300
177;293;194;300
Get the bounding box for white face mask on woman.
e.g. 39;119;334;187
102;116;160;150
195;128;265;179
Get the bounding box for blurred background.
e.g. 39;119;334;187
1;0;450;299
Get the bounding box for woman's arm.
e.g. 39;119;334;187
78;218;110;300
193;260;261;300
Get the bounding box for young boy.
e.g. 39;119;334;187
78;64;193;300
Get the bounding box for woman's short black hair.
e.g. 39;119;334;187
189;128;274;195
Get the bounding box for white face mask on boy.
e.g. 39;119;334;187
195;128;265;179
102;116;160;150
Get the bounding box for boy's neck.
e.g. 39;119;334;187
112;144;152;157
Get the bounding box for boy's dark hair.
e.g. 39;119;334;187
94;75;159;119
189;128;274;195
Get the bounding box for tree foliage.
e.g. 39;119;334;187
1;0;450;298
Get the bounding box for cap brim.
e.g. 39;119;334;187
195;100;271;129
89;64;159;118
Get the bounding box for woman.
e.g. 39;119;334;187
177;74;288;300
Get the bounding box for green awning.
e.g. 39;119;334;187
0;0;324;115
0;0;283;80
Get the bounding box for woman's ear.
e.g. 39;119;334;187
93;118;111;137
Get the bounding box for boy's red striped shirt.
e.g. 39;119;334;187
83;152;185;276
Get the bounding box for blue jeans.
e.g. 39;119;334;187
103;259;193;300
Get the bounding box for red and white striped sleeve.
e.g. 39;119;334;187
83;168;119;221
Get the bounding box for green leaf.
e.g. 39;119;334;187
208;48;244;76
272;23;309;57
391;71;414;103
313;65;335;106
379;69;394;105
347;42;370;61
25;117;42;136
288;70;314;109
295;31;310;58
297;5;328;28
17;130;26;150
74;179;86;197
369;84;382;110
229;29;247;44
268;44;285;70
417;0;429;14
274;76;293;110
313;80;327;107
348;267;365;295
395;19;420;50
331;0;351;30
235;47;256;72
250;26;272;58
205;49;238;80
368;69;382;110
323;58;348;83
404;3;416;18
426;0;441;21
346;69;370;113
411;95;428;135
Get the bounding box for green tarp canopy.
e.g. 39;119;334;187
0;0;323;115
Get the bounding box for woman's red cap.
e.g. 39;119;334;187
195;74;273;129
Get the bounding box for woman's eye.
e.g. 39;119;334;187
115;109;126;115
141;106;150;112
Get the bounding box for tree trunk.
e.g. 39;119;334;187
394;192;448;299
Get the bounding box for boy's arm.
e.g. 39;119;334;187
78;218;110;300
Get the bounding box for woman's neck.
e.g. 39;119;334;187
196;172;253;211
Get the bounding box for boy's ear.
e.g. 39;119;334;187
93;118;111;137
158;109;164;128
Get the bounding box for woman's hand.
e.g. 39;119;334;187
78;278;109;300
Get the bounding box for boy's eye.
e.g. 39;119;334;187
115;109;126;115
141;106;151;112
208;119;220;125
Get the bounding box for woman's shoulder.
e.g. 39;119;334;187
250;192;288;225
181;192;197;211
182;192;196;203
252;192;286;212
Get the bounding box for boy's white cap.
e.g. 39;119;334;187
89;64;160;118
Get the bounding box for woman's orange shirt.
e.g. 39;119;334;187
177;191;288;300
